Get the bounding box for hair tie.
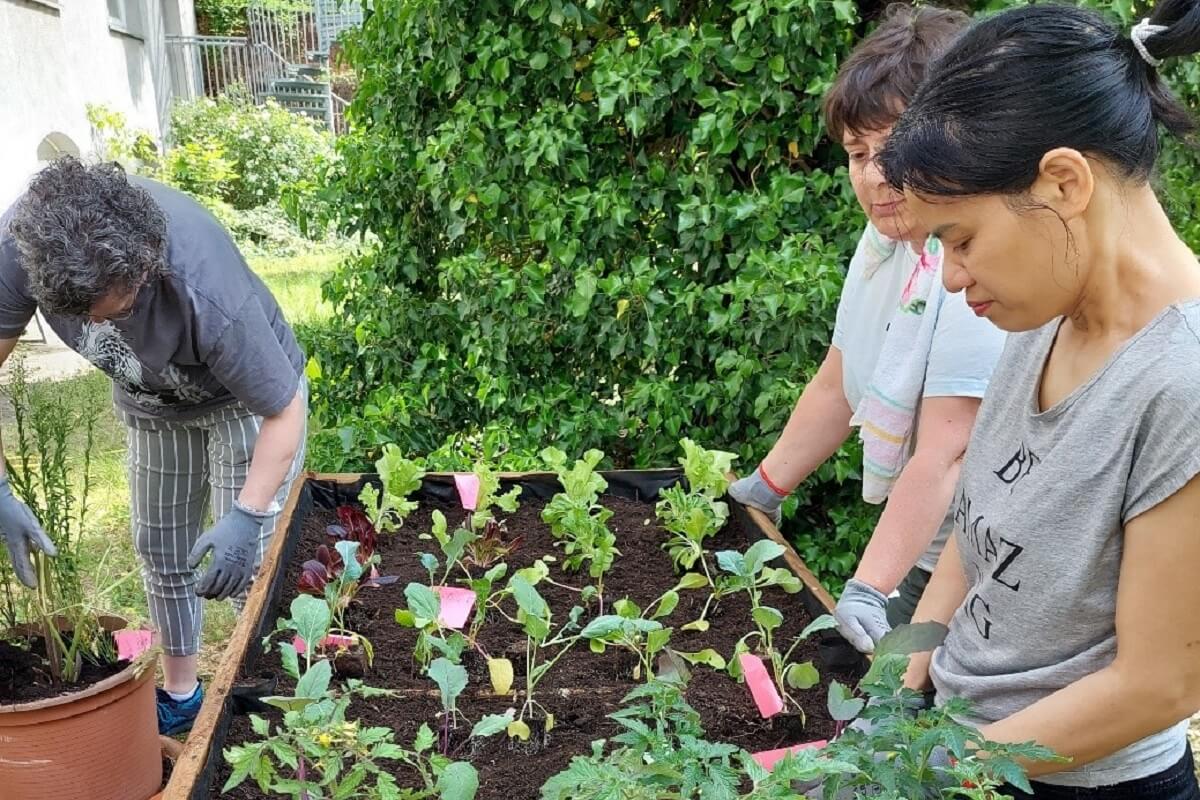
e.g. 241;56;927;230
1131;18;1168;67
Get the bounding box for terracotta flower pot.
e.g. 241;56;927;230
0;616;162;800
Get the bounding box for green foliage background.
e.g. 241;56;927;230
298;0;1200;586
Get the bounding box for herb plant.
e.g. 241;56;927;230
540;447;618;610
395;582;468;668
501;574;584;739
656;440;737;607
359;444;426;535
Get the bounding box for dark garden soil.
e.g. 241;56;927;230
0;637;127;704
211;492;860;799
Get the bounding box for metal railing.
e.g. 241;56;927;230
330;92;350;136
167;35;280;102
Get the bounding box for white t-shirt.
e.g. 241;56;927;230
832;224;1007;571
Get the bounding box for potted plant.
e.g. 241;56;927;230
0;360;162;800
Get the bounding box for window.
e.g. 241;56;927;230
107;0;142;37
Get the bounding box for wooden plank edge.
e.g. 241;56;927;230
163;470;312;800
722;471;838;614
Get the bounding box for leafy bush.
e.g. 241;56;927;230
312;0;861;476
168;92;335;212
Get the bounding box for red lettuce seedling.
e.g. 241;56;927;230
465;518;524;569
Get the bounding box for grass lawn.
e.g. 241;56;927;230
1;251;340;679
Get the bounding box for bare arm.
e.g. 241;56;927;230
236;388;305;512
854;395;979;595
759;347;854;490
0;337;20;478
903;534;969;690
975;472;1200;777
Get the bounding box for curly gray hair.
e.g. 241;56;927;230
8;157;168;316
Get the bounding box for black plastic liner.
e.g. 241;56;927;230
188;471;863;799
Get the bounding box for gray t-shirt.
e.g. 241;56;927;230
0;178;303;420
931;302;1200;787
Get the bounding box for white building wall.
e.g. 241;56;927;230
0;0;196;207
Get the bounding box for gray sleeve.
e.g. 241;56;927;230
203;295;300;418
1123;375;1200;523
0;233;37;339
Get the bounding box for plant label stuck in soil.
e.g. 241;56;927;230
751;740;828;772
433;585;477;629
738;653;785;718
454;473;481;511
113;629;155;662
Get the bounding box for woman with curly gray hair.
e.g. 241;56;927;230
0;157;308;736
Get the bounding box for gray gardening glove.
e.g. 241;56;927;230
0;476;56;588
188;503;266;601
835;579;892;654
728;466;786;526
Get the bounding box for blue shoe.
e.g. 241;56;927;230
157;683;204;736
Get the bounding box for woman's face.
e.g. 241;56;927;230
904;190;1084;332
845;126;923;244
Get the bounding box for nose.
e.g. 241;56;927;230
863;153;886;188
941;252;972;294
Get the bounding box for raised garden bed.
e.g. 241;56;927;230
165;467;866;799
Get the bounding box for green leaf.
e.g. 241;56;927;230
395;609;417;628
799;614;839;640
528;52;549;70
743;539;785;576
580;615;625;639
614;598;641;619
646;627;672;654
681;619;710;633
827;680;866;722
875;622;949;658
675;648;726;670
650;590;678;620
414;723;436;753
784;661;820;690
427;658;468;713
471;711;515;738
675;573;709;590
626;106;647;138
405;583;442;625
437;761;479;800
290;594;331;653
279;642;300;680
250;714;270;737
751;606;784;632
295;659;332;700
510;575;548;621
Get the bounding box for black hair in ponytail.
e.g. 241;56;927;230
879;0;1200;197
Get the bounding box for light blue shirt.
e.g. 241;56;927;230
832;224;1007;570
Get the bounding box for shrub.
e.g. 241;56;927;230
168;92;335;212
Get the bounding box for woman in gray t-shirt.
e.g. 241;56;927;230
879;3;1200;797
0;158;307;737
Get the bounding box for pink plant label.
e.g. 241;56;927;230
739;653;785;718
293;634;356;656
433;585;476;629
454;473;481;511
751;740;828;772
113;629;154;662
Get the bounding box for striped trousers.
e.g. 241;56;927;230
118;385;307;657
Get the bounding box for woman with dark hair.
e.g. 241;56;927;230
0;158;307;736
730;3;1006;653
881;2;1200;796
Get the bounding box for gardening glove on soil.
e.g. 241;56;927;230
0;476;56;588
728;465;787;526
189;502;267;601
834;579;891;654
